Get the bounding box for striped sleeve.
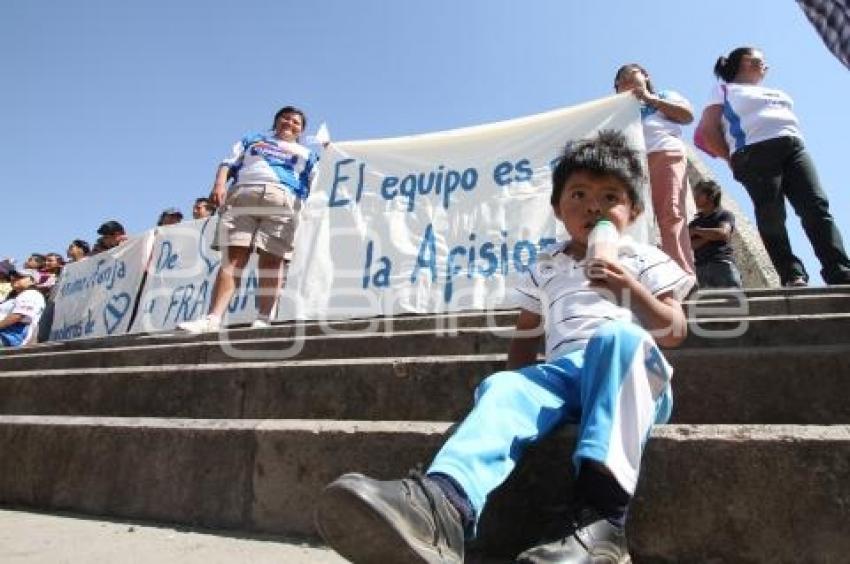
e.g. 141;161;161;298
510;268;543;315
636;245;695;301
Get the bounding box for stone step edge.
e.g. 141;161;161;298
10;286;850;355
5;313;850;364
1;415;848;441
1;343;848;378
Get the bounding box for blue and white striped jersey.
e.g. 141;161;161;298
223;133;319;200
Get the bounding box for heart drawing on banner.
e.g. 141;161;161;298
103;292;132;335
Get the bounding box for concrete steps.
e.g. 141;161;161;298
0;416;847;563
5;286;849;358
1;285;849;562
1;346;849;424
3;313;850;372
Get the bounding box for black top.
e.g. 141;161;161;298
689;208;735;264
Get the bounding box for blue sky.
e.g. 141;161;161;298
3;0;849;284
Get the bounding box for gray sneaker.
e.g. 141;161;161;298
315;471;464;564
515;508;630;564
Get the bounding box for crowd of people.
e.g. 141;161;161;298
4;45;850;352
0;198;218;346
2;41;850;564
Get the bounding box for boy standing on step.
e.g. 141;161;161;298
315;130;694;563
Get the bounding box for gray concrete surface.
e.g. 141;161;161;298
0;508;345;564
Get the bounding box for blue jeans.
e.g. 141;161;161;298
696;260;742;289
428;320;673;520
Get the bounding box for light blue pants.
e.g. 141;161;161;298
428;320;673;519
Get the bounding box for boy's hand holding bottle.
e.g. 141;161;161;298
586;219;639;302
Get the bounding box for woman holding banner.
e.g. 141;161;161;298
178;106;319;333
614;63;696;278
695;47;850;286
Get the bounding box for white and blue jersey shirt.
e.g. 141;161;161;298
640;89;690;153
0;288;45;347
222;133;319;200
708;83;803;155
511;240;693;362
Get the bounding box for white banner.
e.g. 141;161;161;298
50;231;154;340
278;94;649;321
130;218;260;333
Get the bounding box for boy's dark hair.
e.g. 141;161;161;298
714;47;756;82
272;105;308;133
694;179;723;207
551;130;645;213
70;239;91;255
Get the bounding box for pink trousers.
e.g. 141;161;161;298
648;151;695;276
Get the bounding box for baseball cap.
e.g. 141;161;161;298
10;268;39;281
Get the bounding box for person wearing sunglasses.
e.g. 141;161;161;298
695;46;850;287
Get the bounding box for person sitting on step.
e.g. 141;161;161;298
0;268;46;348
314;130;694;564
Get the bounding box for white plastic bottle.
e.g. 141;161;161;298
587;219;620;262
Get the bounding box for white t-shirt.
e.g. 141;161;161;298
708;83;802;154
641;90;690;153
511;240;694;362
0;288;46;346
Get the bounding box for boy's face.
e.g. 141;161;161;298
694;190;713;212
553;170;637;249
10;274;34;292
67;244;83;260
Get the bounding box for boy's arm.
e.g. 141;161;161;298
0;313;26;330
587;260;688;348
690;235;709;251
506;308;543;370
690;222;732;242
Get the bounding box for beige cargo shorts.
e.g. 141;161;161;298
212;183;300;259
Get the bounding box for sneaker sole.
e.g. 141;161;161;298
315;475;453;564
518;553;631;564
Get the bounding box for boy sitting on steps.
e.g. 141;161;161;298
315;130;694;563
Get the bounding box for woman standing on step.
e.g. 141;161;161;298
695;46;850;287
178;106;319;333
614;63;696;278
